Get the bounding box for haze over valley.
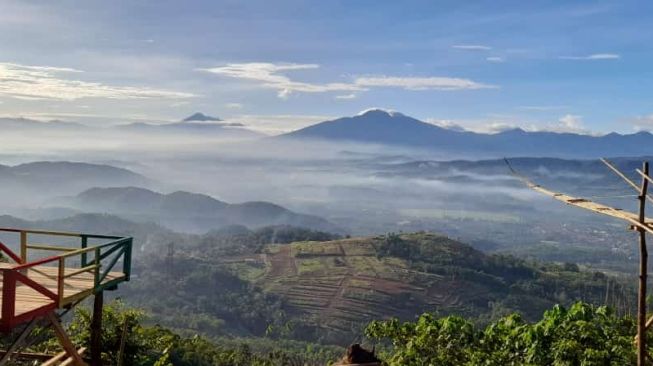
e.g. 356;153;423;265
3;1;653;364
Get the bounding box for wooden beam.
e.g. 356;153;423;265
0;318;38;366
0;351;58;362
602;158;653;205
61;348;87;366
505;159;653;234
635;314;653;343
638;169;653;186
41;350;67;366
637;162;649;366
117;319;128;366
91;292;103;366
46;312;87;366
602;158;641;190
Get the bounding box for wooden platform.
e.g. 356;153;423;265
0;263;125;322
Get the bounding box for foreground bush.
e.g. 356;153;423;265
366;302;637;366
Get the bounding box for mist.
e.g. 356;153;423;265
0;122;635;254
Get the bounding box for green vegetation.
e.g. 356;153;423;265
64;301;339;366
2;300;645;365
122;230;633;346
366;302;637;366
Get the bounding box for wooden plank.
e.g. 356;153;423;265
0;228;82;238
0;262;126;327
60;348;87;366
41;350;67;366
26;244;77;252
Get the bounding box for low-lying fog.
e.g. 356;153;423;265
0;125;643;271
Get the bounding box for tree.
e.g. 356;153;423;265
366;302;638;366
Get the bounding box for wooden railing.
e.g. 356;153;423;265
0;228;133;331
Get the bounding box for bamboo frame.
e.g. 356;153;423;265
507;158;652;366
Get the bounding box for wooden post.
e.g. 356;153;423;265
91;291;103;366
46;312;87;366
81;236;88;267
638;161;649;366
19;231;27;263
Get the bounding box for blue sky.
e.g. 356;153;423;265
1;0;653;134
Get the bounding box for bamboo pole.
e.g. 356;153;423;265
638;162;649;366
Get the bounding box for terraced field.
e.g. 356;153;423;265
222;234;511;340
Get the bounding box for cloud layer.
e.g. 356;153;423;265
558;53;620;60
203;62;496;98
452;44;492;51
0;63;195;101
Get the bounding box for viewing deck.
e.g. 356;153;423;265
0;228;132;332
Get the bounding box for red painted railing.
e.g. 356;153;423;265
0;228;133;331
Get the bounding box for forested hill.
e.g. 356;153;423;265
123;231;632;345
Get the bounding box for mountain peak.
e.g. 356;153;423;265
355;108;404;118
182;112;222;122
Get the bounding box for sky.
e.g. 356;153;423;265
1;0;653;135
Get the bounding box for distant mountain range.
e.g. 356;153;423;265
281;109;653;158
374;156;652;196
183;112;222;122
6;109;653;157
0;161;150;200
0;117;88;130
2;113;263;139
67;186;340;233
117;112;261;138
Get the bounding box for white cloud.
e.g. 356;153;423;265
452;44;492;51
202;63;365;99
335;93;357;100
484;122;521;133
203;62;496;98
423;114;595;135
225;102;244;109
486;56;504;63
517;105;568;111
0;62;195;101
425;118;467;132
170;101;191;107
557;114;583;129
631;114;653;131
354;76;497;90
558;53;620;60
533;114;591;134
227;113;333;134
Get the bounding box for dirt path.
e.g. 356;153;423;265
266;245;297;278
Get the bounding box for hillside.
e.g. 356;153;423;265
281;109;653;158
68;186;341;233
125;231;630;345
0;161;150;202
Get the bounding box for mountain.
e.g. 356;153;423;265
117;118;261;138
0;117;88;131
0;213;181;255
375;156;651;194
68;186;341;233
183;112;222;122
281;109;653;158
0;161;150;201
283;108;462;146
